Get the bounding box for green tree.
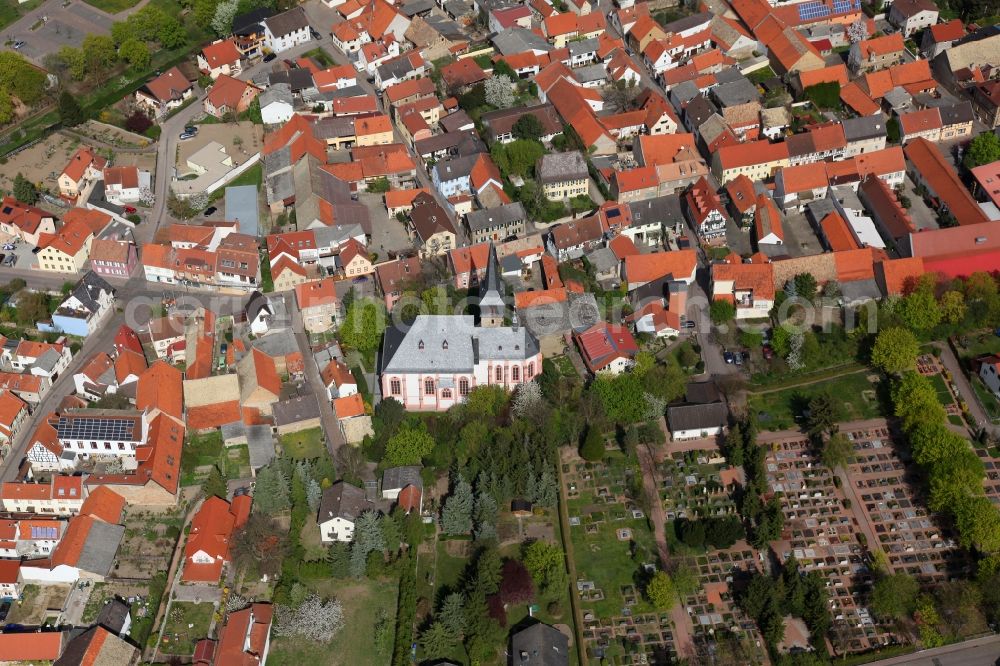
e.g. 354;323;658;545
512;114;544;141
441;475;474;535
58;91;84;127
158;16;188;49
871;573;919;620
580;424;605;461
821;432;854;470
0;52;46;105
438;592;466;637
12;174;38;204
384;424;434;466
522;540;567;598
671;562;700;599
870;326;919;374
805;392;842;439
939;290;966;325
898;288;942;330
710;299;736;324
202;464;228;499
251;464;290;513
954;494;1000;553
82;34;116;73
491;139;544;178
892;372;945;431
646;571;676;610
57;46;87;80
420;621;457;658
793;273;818;301
118;38;151;70
963;132;1000;169
340;298;386;353
0;89;13;125
14;292;50;327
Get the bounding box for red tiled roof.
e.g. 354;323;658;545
80;486;126;524
295;277;338;309
624;249;698;284
834;247;876;282
820;212;859;252
334;393;366;419
514;287;568;309
183;496;237;583
136;361;184;420
62;147;105;183
574;322;639;373
904;138;989;226
877;256;924;295
143;66;192;103
201;39;241;69
0;389;26;428
188;402;242;430
712;261;776;302
0;632;62;661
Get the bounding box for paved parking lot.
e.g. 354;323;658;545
0;237;40;271
358;193;416;261
775;210;822;258
899;175;940;231
4;0;115;64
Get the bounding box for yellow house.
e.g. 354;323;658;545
340;239;373;277
272;258;309;292
37;218;94;273
538;152;589;200
58;147;106;199
354;114;394;147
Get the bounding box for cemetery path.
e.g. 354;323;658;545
637;443;696;660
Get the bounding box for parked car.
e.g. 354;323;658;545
762;345;774;360
12;41;24;50
5;255;17;267
184;125;198;134
179;131;196;140
723;351;735;364
1;244;13;251
733;352;743;366
123;205;137;214
0;601;10;622
682;320;696;329
203;206;217;216
263;53;277;62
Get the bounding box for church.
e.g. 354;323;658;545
378;245;542;411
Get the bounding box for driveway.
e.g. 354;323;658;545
935;342;997;435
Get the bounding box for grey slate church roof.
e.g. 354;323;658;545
380;315;539;375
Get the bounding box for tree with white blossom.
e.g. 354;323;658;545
847;18;868;43
512;381;542;418
484;74;515;109
212;0;240;37
274;593;344;642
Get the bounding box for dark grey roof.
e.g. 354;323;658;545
377;55;423;82
250;332;300;358
259;82;293;110
939;100;974;125
519;291;600;337
233;8;273;35
667;402;728;432
711;77;760;108
537;152;588;184
415;130;485;158
318;481;373;523
245;425;275;469
685;95;720;129
841;278;881;304
245;290;271;323
685;381;721;404
424;13;465;40
841;115;886;143
33;349;63;373
67;272;114;315
670;81;700;108
382;465;423;490
55;627;136;666
480;243;505;320
77;521;126;576
273;395;321;427
662;11;712;34
714;66;745;86
440;109;474;133
568;37;599;58
631;277;688;306
86;181;126;217
262;6;310;37
401;0;435;15
510;623;570;666
481;104;562;140
586;247;619;274
268;68;315;93
628;194;683;227
492;27;552;56
443;0;474;17
314;116;357;140
95;597;131;634
466;202;526;232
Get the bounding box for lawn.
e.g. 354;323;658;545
229;162;262;189
568;491;658;619
553;355;576;377
749;370;884;431
971;376;1000;424
82;0;143;13
159;601;215;656
927;373;953;407
279;427;327;459
302;47;335;67
270;578;398;665
956;331;1000;361
0;0;41;31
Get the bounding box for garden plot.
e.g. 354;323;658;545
0;133;80;195
564;455;675;664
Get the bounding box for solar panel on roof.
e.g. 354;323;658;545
30;525;58;539
56;416;138;441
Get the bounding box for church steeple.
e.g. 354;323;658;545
478;243;506;327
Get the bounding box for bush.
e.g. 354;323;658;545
125;110;153;134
